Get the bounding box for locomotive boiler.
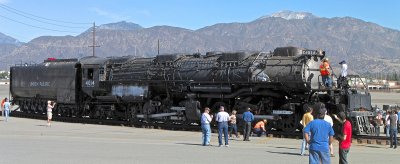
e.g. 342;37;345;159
9;47;375;135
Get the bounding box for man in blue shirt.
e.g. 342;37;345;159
304;107;334;164
242;107;254;141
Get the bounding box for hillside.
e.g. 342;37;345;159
1;11;400;74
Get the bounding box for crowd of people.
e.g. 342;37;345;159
200;101;399;164
199;103;356;163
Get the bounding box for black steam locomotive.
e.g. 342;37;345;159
10;47;375;135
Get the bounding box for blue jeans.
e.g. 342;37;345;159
322;76;332;88
4;110;9;122
309;150;330;164
389;128;398;147
229;124;238;137
218;121;229;145
254;128;265;137
201;124;211;146
300;132;309;155
386;125;390;137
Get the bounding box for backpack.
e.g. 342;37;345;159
333;122;344;141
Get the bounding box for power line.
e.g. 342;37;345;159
0;14;81;33
0;5;88;29
0;3;91;25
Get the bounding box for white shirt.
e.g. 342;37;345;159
4;101;11;111
215;111;230;122
201;113;212;124
47;103;55;112
385;114;391;125
341;63;348;77
324;115;334;127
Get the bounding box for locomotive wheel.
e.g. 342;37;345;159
30;103;37;114
40;103;47;114
20;102;28;112
129;103;142;121
277;114;300;133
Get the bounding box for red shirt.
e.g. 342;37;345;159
319;62;330;76
340;120;352;149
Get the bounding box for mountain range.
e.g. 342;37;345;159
1;11;400;74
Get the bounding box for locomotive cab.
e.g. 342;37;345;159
79;56;108;98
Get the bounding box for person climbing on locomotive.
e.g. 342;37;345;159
320;58;332;88
338;60;348;88
242;107;254;141
253;119;267;137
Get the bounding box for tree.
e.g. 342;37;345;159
0;71;10;79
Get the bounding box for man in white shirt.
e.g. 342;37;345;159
201;107;213;146
215;106;230;147
338;60;348;88
339;60;348;78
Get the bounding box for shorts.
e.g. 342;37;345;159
47;112;53;119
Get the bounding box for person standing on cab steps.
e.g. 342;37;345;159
242;107;254;141
320;58;332;88
47;100;56;127
201;107;213;146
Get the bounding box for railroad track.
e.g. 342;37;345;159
10;111;398;145
353;135;400;145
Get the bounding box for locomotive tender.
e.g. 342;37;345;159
10;47;375;135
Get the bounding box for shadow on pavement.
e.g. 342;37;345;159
266;151;300;156
175;142;204;146
359;145;386;149
270;146;298;150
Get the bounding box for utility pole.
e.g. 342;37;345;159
157;39;160;55
89;22;100;56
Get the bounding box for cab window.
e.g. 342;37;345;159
88;68;94;80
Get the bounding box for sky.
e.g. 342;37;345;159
0;0;399;42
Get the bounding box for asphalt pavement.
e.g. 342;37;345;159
0;117;399;164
